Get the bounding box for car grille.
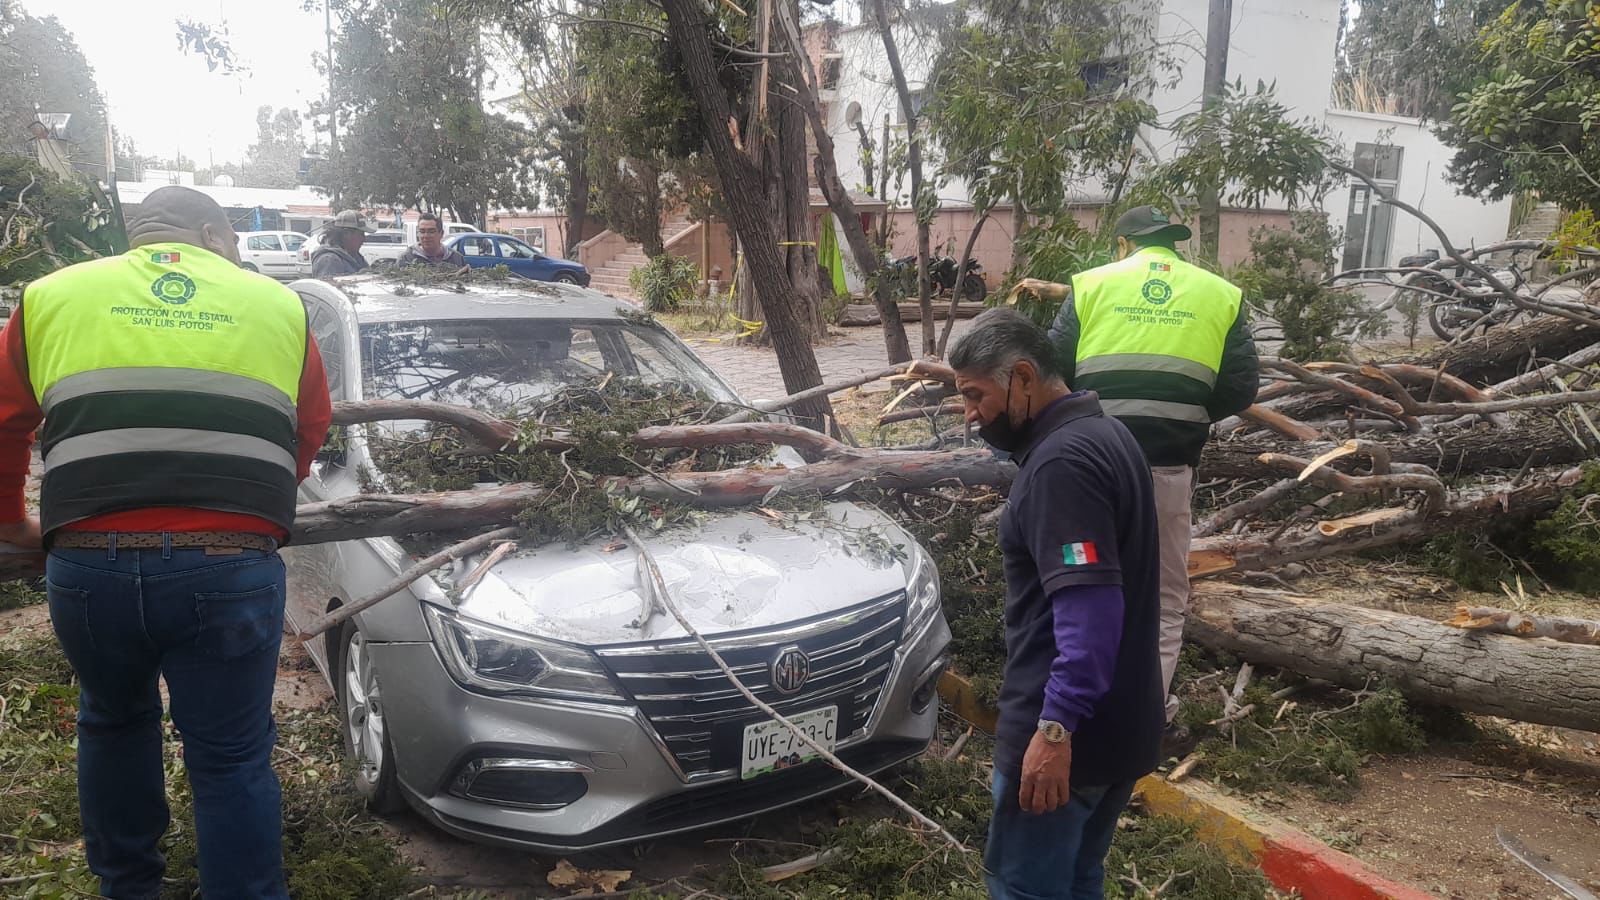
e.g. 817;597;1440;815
595;592;906;778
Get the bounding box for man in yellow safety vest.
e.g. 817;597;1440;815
1010;205;1259;753
0;186;332;898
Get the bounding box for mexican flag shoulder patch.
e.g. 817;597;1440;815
1062;542;1099;566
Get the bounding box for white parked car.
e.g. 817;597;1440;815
237;231;309;279
403;219;479;245
297;228;410;275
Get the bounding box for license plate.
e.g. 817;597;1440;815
740;706;838;780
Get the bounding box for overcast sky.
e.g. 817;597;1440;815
28;0;329;165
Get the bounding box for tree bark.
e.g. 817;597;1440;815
1187;583;1600;733
1199;418;1591;481
1406;314;1600;387
661;0;831;427
637;158;665;258
773;0;912;363
774;49;825;339
869;0;935;356
561;104;590;260
1445;606;1600;647
939;210;991;356
1187;465;1584;578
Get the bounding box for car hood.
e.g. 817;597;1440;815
447;502;914;646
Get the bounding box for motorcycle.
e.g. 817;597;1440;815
1396;249;1526;341
885;253;989;303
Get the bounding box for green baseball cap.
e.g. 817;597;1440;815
1113;205;1192;242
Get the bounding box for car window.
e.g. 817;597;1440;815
496;238;538;260
360;320;733;419
299;294;346;400
459;237;496;257
283;234;306;251
369;233;402;245
247;235;281;252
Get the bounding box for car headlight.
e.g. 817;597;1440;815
423;604;625;703
906;546;941;637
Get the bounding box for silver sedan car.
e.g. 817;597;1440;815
283;276;951;852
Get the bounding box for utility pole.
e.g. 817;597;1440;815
1198;0;1232;263
325;0;338;153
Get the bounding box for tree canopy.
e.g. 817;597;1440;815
0;4;109;181
1439;0;1600;214
320;0;536;224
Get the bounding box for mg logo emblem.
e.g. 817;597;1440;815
770;646;810;695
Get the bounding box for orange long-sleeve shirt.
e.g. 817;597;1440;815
0;303;333;541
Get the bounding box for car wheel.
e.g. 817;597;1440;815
241;262;259;273
336;620;406;813
553;271;582;285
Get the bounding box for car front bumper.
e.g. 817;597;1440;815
366;610;951;852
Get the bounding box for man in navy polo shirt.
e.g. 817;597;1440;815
950;308;1163;899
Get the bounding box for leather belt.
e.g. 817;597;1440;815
51;531;277;552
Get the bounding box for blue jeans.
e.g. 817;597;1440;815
46;544;289;900
985;771;1137;900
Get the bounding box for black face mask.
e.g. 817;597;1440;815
978;378;1031;452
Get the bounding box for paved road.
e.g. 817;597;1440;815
685;319;976;401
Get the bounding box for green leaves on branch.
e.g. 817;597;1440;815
1233;213;1387;361
1136;81;1341;214
629;253;700;313
1439;0;1600;213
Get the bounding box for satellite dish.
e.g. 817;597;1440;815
214;173;235;187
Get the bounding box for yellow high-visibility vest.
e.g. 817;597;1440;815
22;243;308;532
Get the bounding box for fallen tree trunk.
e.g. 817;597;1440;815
1187;583;1600;733
1199;419;1591;481
1406;315;1600;386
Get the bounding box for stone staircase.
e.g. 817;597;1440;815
586;217;697;296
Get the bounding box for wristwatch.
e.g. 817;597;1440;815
1037;719;1070;743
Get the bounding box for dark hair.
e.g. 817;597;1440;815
949;308;1064;383
417;212;443;231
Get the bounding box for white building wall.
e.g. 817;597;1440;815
1324;109;1514;266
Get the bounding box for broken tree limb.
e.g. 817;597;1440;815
1236;405;1321;441
1186;583;1600;733
630;422;860;460
333;399;516;449
1261;357;1416;428
1187;465;1585;578
1257;451;1447;511
293;526;521;641
717;362;927;424
1445;606;1600;647
1200;419;1592;481
1193;478;1301;537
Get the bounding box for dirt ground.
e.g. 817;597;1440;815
1269;744;1600;899
1222;560;1600;899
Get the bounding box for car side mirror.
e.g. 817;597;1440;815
316;426;350;468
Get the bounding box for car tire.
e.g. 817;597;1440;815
335;619;406;814
553;271;582;285
241;262;259;273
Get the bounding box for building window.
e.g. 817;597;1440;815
1342;142;1404;271
820;56;842;91
509;227;546;251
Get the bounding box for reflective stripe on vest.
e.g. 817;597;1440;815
1098;398;1211;423
1069;246;1242;420
22;242;308;531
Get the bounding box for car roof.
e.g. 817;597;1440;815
297;275;641;324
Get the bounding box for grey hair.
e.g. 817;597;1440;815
948;307;1066;384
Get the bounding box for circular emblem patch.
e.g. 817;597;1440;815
1141;279;1172;305
151;272;196;305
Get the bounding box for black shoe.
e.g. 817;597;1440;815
1160;722;1197;761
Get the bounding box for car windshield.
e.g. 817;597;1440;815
360;318;736;417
